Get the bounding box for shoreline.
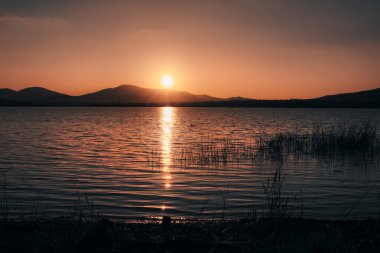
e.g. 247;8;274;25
1;216;379;252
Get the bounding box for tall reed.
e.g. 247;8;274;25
148;121;379;167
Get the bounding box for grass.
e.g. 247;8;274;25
256;121;378;164
146;121;379;167
1;186;9;223
262;165;297;218
1;217;378;253
219;182;230;221
171;138;256;167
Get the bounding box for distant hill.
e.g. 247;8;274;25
78;85;220;104
0;87;69;104
0;85;379;107
313;88;380;107
179;87;380;108
0;85;221;106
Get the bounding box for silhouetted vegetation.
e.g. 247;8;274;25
256;121;378;165
1;215;379;252
149;121;379;168
170;138;256;167
262;166;303;218
0;181;378;253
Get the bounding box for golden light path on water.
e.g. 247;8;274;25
160;107;174;211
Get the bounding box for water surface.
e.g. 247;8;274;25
0;107;379;219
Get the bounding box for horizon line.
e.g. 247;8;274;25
1;83;379;101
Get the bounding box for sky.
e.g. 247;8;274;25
0;0;379;99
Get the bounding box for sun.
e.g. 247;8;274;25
160;74;174;88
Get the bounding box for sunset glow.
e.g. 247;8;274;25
0;1;379;99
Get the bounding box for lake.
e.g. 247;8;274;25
0;107;379;220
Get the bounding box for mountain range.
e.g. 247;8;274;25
0;84;379;108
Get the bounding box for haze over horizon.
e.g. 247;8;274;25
1;0;380;99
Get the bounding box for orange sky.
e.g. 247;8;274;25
0;1;379;99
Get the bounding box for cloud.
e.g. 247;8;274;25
0;0;73;17
0;15;69;30
1;0;379;46
0;14;71;53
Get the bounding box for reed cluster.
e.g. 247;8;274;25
256;121;378;164
173;139;256;167
147;121;379;167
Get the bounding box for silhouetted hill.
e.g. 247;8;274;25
0;85;379;107
175;87;380;108
79;84;220;104
0;88;17;100
0;87;68;103
318;88;380;100
224;96;250;101
312;88;380;107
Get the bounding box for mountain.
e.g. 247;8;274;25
0;84;221;106
313;88;380;107
79;84;220;104
174;87;380;108
0;88;17;98
0;85;379;107
0;87;68;103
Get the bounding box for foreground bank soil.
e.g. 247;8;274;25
1;218;379;253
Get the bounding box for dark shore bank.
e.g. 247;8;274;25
1;217;379;253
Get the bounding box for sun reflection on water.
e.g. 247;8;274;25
160;107;174;210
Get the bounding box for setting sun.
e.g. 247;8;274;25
160;74;174;88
